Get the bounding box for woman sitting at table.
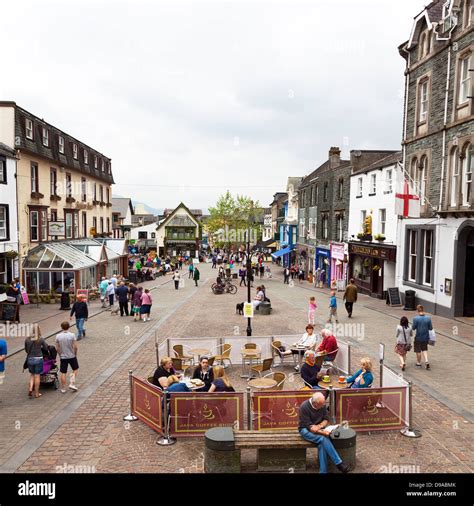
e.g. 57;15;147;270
152;356;179;389
301;350;323;388
208;365;235;392
166;375;190;393
345;358;373;389
292;324;318;370
192;356;214;391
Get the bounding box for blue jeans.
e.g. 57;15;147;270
76;318;85;338
299;428;342;473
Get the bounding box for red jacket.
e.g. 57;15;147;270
318;334;338;361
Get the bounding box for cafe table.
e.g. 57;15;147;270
317;377;348;390
290;345;309;371
248;377;278;390
240;350;261;378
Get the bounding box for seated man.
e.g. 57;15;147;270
300;350;323;388
299;392;349;474
251;286;265;310
317;328;338;362
192;356;214;392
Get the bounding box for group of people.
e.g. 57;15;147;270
152;356;235;393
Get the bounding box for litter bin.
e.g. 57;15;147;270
258;301;272;315
328;426;357;473
59;291;71;310
404;289;416;311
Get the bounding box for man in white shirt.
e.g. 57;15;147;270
105;281;115;307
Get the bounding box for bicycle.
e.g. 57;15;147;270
211;280;238;295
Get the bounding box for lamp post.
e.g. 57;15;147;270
246;225;252;336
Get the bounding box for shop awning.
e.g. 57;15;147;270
271;245;294;258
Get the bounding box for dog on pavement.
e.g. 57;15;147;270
236;302;244;315
110;307;120;315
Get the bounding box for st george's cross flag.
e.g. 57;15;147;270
395;180;420;218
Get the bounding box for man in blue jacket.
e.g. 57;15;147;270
412;305;433;370
116;282;130;317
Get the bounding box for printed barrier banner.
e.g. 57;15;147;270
169;392;244;437
131;376;164;435
335;386;407;431
252;390;313;431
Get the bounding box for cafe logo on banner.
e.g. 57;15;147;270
252;391;313;431
335;387;406;431
132;377;164;435
170;393;244;437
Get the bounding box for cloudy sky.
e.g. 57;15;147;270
1;0;426;211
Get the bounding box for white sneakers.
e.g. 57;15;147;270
68;373;78;391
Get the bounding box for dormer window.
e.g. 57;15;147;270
42;127;49;147
72;143;78;159
94;155;98;169
418;29;431;59
101;159;104;172
25;118;34;140
84;150;88;164
58;135;64;154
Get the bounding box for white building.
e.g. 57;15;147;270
347;152;402;298
262;208;272;241
130;222;158;249
0;143;19;283
112;198;134;239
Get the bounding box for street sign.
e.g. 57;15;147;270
244;302;254;318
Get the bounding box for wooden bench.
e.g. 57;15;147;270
234;430;312;471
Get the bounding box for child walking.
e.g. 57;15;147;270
327;291;339;324
308;296;317;325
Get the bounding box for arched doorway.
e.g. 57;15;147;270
454;222;474;317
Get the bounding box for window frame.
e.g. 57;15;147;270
0;156;7;184
459;52;472;105
31;163;39;193
65;173;72;198
42;127;49;147
422;229;433;286
379;208;386;236
338;178;344;200
81;178;87;202
72;143;78;160
462;143;473;207
357;177;363;197
385;169;393;193
369;174;376;195
25;118;34;140
29;207;47;242
58;135;65;154
404;226;435;290
84;150;89;165
418;79;429;124
50;168;57;196
0;205;10;241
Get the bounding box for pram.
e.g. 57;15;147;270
40;345;60;390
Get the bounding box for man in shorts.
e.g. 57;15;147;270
55;321;79;393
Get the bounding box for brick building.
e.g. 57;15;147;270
398;0;473;317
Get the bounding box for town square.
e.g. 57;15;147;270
0;0;473;505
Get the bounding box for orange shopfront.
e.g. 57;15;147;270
348;242;397;299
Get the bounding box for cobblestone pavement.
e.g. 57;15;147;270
1;262;472;474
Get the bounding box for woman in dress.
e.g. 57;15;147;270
395;316;413;371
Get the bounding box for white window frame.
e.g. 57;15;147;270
422;230;433;286
299;219;305;238
0;158;6;183
370;174;376;194
385;169;393;193
31;164;39;193
419;81;429;123
322;215;328;240
336;214;343;242
25;118;33;140
462;144;473;207
30;210;39;242
408;230;417;282
379;209;386;236
459;54;472;104
357;177;363;197
0;206;7;239
450;149;460;207
58;136;64;154
65;213;73;239
72;143;78;159
84;150;89;164
42;127;49;147
66;174;72;198
360;210;366;232
101;159;105;172
94;155;98;169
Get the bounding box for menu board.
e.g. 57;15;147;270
387;287;402;307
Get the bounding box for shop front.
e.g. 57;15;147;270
348;242;397;298
315;247;330;287
330;242;348;291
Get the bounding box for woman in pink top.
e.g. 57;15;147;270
140;288;153;322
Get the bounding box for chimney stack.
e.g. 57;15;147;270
329;147;341;168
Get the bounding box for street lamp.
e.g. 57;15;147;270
245;207;256;337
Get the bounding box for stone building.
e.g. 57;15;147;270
398;0;473;317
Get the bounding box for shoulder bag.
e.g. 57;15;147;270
403;328;412;352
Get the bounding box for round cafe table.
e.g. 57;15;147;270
290;346;309;370
240;350;261;378
248;377;278;390
318;377;348;389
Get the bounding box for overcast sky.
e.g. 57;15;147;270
1;0;426;211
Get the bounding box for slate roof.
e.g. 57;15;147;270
351;151;402;176
0;142;16;158
112;198;133;219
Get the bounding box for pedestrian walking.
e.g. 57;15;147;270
193;267;200;287
110;274;118;288
99;277;108;308
395;316;413;371
412;305;433;370
70;294;88;340
140;288;152;322
327;290;339;323
132;286;143;322
259;264;265;279
24;325;48;398
283;266;290;284
212;255;217;268
343;279;358;318
128;283;137;316
239;266;247;286
105;281;115;307
55;321;79;393
178;257;183;270
308;296;317;325
116;282;130;316
188;262;194;279
298;268;304;283
172;270;181;290
0;336;7;391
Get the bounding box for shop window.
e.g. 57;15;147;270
353;255;370;282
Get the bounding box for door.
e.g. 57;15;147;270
371;259;382;297
464;244;474;316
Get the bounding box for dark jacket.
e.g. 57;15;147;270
116;285;129;303
192;366;214;389
132;290;143;307
129;287;137;301
193;269;200;281
152;366;175;387
298;399;329;432
343;284;358;303
70;301;88;319
301;362;321;388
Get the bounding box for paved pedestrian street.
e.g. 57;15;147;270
1;262;472;475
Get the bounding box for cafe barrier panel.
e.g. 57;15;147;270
334;386;408;432
381;364;410;426
251;390;313;431
169;392;244;437
131;375;164;435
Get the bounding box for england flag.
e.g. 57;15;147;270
395;180;421;218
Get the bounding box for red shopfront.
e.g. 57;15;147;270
348;242;397;299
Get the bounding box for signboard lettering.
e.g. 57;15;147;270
48;221;65;237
